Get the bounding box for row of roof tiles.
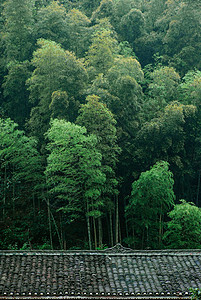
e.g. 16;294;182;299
0;245;200;299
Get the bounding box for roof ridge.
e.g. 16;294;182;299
0;248;201;256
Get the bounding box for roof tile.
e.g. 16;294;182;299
0;246;201;298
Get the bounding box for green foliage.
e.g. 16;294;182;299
0;118;43;248
78;0;101;17
119;8;145;43
163;200;201;249
65;9;91;57
162;0;201;74
45;119;106;223
191;289;201;300
49;90;69;120
149;66;180;103
135;102;196;169
179;70;201;107
77;95;120;213
85;20;118;77
0;118;42;187
28;38;88;103
91;0;115;23
126;161;175;249
3;0;35;62
0;0;200;249
27;39;88;142
35;1;68;47
2;61;31;125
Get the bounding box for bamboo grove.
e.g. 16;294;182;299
0;0;201;250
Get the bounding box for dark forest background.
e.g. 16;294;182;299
0;0;201;250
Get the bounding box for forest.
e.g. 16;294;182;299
0;0;200;250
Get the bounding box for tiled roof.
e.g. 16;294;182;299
0;244;201;299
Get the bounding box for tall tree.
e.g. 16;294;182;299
27;39;88;143
162;0;201;74
2;61;31;126
125;161;175;249
0;118;43;248
35;1;68;48
119;8;145;44
65;9;91;57
85;19;118;79
134;102;198;201
76;95;121;246
45;119;105;249
3;0;35;62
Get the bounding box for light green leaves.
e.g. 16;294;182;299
45;119;106;222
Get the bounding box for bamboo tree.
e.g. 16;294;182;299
45;119;105;249
126;161;175;249
77;95;120;246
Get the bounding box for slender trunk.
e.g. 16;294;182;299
146;225;149;246
196;170;200;207
132;226;135;249
12;181;15;215
50;210;63;249
109;211;114;247
158;203;163;248
32;193;36;219
86;198;92;250
159;213;162;248
60;214;64;248
87;215;92;250
43;194;63;249
47;198;53;250
98;217;102;248
3;165;7;218
141;226;145;249
115;195;119;244
125;215;129;240
93;217;97;249
119;217;121;244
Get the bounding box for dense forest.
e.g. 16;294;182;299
0;0;200;250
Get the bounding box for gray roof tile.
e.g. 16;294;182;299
0;245;201;299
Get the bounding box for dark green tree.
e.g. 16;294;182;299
119;8;145;44
163;200;201;249
65;9;91;57
35;1;68;47
3;0;35;62
2;61;31;126
0;118;43;248
125;161;175;249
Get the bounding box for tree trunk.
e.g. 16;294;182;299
87;215;92;250
86;198;92;250
159;212;162;248
109;211;114;247
50;210;63;249
32;193;36;219
119;218;122;245
98;217;102;248
115;195;119;244
196;170;200;206
132;226;135;249
47;198;53;250
3;165;7;218
141;226;145;249
12;181;15;215
93;217;97;249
